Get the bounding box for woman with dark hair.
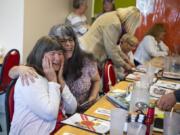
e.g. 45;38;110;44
49;24;100;111
9;36;77;135
134;23;169;65
95;0;115;19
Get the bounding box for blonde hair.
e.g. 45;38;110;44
120;33;138;46
117;6;142;34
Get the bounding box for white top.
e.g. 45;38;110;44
134;35;169;64
9;74;77;135
65;12;88;36
128;51;135;65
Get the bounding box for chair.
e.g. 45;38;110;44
103;59;116;93
5;79;17;134
0;49;20;94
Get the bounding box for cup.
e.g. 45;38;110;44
163;56;172;72
129;81;150;112
163;111;180;135
110;108;128;135
127;122;147;135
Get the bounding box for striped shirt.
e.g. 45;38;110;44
65;12;88;37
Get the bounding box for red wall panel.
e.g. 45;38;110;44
136;0;180;54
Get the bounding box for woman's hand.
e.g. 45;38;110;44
78;99;97;113
58;59;65;92
124;63;132;71
58;59;64;83
42;56;57;82
9;65;38;86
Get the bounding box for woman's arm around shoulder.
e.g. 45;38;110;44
9;65;38;86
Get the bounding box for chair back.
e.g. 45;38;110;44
103;59;116;93
0;49;20;94
5;79;17;134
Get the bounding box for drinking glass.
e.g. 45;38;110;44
164;111;180;135
110;108;128;135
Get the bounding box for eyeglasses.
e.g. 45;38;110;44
58;38;74;45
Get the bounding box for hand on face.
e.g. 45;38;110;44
157;92;176;111
58;58;64;82
42;55;57;82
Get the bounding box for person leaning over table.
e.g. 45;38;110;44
157;90;180;111
9;36;77;135
9;24;100;112
134;23;169;66
65;0;89;37
79;6;142;80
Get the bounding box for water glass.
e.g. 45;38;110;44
129;81;150;112
127;122;146;135
110;108;128;135
163;56;172;72
164;111;180;135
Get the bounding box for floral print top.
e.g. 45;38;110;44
65;58;98;105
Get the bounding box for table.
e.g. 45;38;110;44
55;81;130;135
55;81;164;135
55;57;180;135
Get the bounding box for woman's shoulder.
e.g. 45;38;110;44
143;35;155;41
16;74;46;87
82;58;97;74
83;57;96;65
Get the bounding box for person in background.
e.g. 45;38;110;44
119;33;138;66
134;23;169;66
65;0;89;37
95;0;115;19
79;6;142;80
9;36;77;135
157;90;180;111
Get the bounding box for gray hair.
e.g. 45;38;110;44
49;24;77;39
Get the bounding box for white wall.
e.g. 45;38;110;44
86;0;93;24
0;0;71;63
23;0;71;62
0;0;93;63
0;0;24;62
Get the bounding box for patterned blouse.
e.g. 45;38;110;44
65;58;98;105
